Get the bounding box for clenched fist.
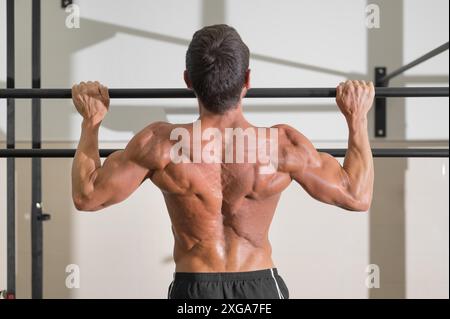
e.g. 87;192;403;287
72;81;110;126
336;80;375;122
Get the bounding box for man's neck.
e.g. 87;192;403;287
198;103;250;128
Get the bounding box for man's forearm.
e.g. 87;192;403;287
342;116;374;207
71;120;102;200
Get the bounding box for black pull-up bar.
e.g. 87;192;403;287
0;148;448;158
0;87;449;99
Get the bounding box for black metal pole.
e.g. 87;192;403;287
6;0;16;300
31;0;44;299
375;67;388;137
378;42;449;84
0;87;448;99
0;148;448;158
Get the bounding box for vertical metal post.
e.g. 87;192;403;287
61;0;73;9
369;0;406;299
6;0;16;299
375;67;387;137
31;0;43;299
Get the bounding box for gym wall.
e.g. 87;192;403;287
0;0;448;298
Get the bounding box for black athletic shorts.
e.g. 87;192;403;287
168;268;289;299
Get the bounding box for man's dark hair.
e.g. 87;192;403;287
186;24;250;114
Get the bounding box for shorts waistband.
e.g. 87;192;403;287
174;268;279;282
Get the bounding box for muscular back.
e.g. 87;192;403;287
143;122;292;272
71;81;373;274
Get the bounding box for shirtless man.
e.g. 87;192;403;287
71;24;374;299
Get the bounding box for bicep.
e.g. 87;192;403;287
292;152;354;209
88;149;149;209
282;127;356;210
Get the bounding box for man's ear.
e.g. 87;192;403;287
184;70;192;89
244;69;251;89
240;69;251;99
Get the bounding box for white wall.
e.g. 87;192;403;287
0;0;448;299
403;0;449;139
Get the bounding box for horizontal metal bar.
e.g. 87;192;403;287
0;148;448;158
0;87;448;99
379;42;449;83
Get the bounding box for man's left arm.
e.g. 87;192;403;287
71;81;149;211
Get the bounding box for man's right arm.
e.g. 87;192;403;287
279;80;374;212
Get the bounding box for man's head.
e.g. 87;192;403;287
185;24;250;114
